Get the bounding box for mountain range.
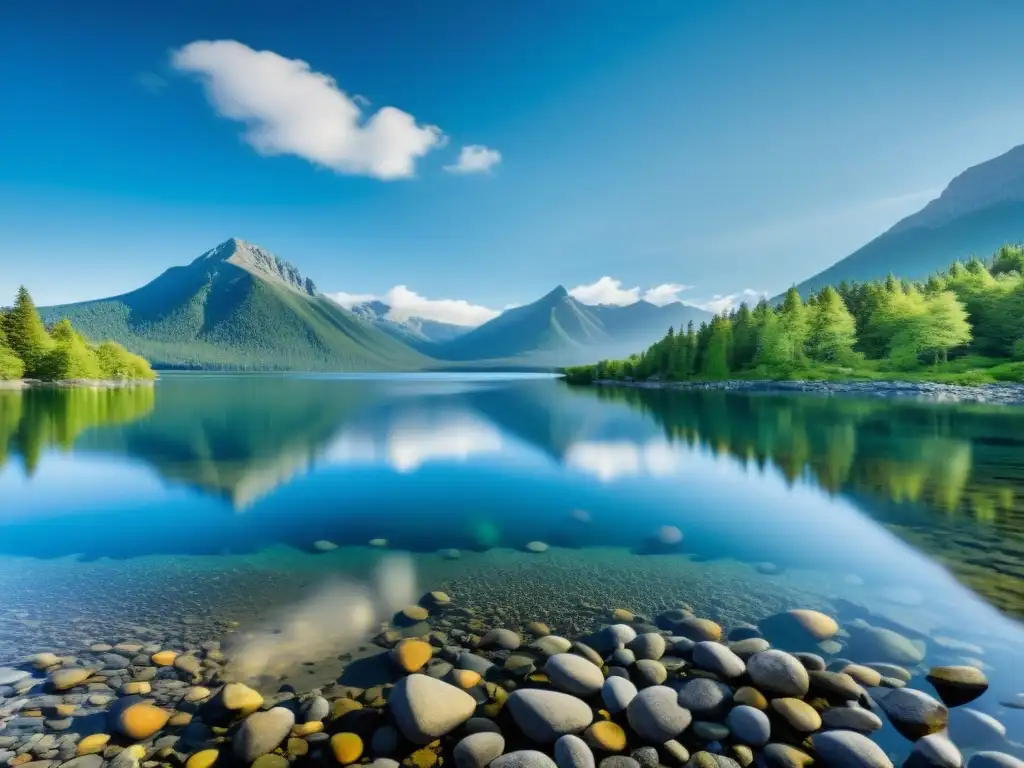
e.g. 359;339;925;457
39;239;709;370
793;143;1024;296
36;141;1024;370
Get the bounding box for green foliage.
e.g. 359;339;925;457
0;290;155;382
3;287;53;376
807;286;857;363
0;344;25;381
563;244;1024;385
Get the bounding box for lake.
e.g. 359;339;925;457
1;372;1023;756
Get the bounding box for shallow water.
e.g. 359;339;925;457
1;372;1023;749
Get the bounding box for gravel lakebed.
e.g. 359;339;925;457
1;579;1022;768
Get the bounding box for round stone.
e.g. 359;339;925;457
733;687;767;710
525;542;549;553
602;677;637;714
313;539;337;551
221;682;264;714
493;752;558;768
186;750;219;768
112;699;171;740
454;732;505;768
762;744;814;768
693;642;745;678
677;678;731;719
555;735;595;768
771;698;821;733
836;664;880;688
533;636;573;656
546;654;604;696
151;651;177;666
810;730;894;768
585;722;627;753
926;666;989;707
747;650;810;698
480;629;522;651
658;526;683;544
600;758;640;768
331;733;363;764
968;754;1024;768
626;685;692;743
786;610;839;640
913;732;962;768
691;721;730;741
253;756;288;768
392;639;433;673
451;669;482;689
879;687;948;740
508;689;593;743
76;735;110;756
628;634;666;661
633;660;667;687
529;622;551;637
726;706;770;747
809;671;863;702
673;619;722;643
50;668;90;691
846;623;925;664
820;707;882;733
400;605;429;622
591;625;638;653
390;674;477;744
234;707;295;762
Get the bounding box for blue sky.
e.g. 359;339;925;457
3;1;1024;322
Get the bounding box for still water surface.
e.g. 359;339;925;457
1;373;1023;748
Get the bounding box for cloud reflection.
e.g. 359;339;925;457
325;410;502;472
565;439;684;481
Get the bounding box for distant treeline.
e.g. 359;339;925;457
0;287;155;382
565;245;1024;385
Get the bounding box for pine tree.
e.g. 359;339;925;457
778;287;809;363
2;287;52;376
807;287;858;363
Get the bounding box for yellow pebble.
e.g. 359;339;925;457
220;682;263;715
125;746;147;760
56;704;76;717
186;749;219;768
392;639;433;673
450;669;480;689
330;733;363;765
169;712;193;727
292;721;324;736
117;702;170;740
585;721;627;752
151;650;178;666
331;699;363;719
287;738;309;756
77;734;111;755
122;681;151;695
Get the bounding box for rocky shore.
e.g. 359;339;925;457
591;379;1024;406
1;595;1021;768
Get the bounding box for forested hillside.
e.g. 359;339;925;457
567;245;1024;385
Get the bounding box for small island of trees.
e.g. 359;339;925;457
0;287;155;383
565;245;1024;386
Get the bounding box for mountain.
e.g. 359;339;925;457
349;300;470;351
792;144;1024;296
40;239;429;371
432;286;711;365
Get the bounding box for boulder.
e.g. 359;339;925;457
390;675;477;744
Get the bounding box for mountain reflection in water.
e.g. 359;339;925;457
0;373;1023;617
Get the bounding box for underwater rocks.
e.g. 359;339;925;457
0;595;1012;768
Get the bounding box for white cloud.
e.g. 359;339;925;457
171;40;444;180
569;277;640;306
689;288;765;314
329;286;499;327
444;145;502;175
331;292;379;309
642;283;694;306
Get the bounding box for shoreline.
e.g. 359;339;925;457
0;590;1016;768
588;377;1024;405
0;378;156;391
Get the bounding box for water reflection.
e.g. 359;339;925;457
1;374;1023;618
